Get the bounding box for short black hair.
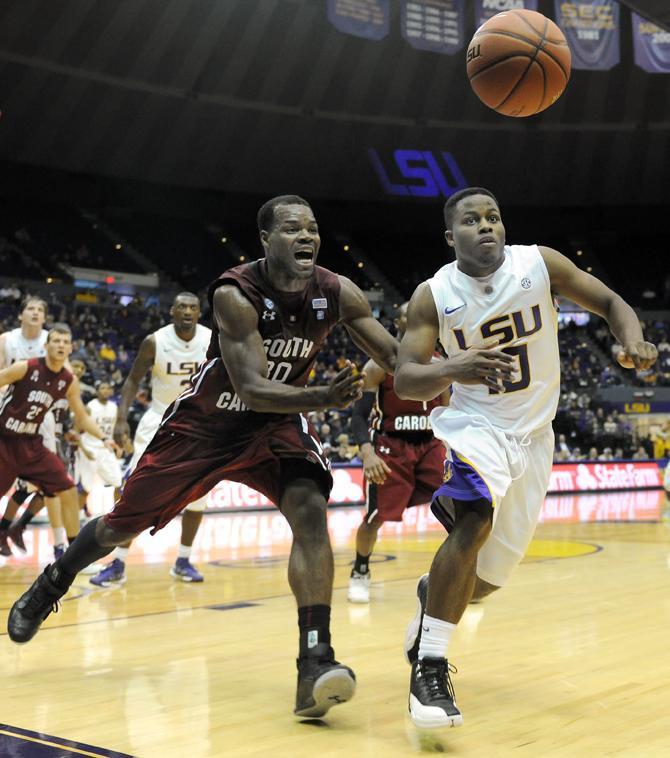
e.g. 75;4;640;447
173;292;199;304
443;187;499;229
20;295;48;315
256;195;311;233
47;323;72;342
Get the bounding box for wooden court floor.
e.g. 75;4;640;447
1;497;670;757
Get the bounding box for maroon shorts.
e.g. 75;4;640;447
365;434;445;523
0;435;75;498
105;415;332;535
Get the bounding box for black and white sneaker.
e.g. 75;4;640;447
409;657;463;729
404;573;429;665
294;643;356;718
7;567;65;643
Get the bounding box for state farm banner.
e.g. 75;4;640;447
401;0;466;54
548;461;663;493
554;0;620;70
327;0;390;40
632;12;670;73
201;459;664;512
206;466;366;511
474;0;538;27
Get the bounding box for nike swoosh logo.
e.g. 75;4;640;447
444;304;465;315
422;625;430;632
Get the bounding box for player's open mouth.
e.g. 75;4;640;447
479;237;496;246
295;249;314;264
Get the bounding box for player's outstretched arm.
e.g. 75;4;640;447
0;360;28;389
114;334;156;444
213;285;363;413
540;246;658;370
338;277;398;374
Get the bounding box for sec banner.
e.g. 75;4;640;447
554;0;620;70
632;12;670;73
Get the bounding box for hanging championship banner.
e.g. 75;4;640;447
401;0;466;54
474;0;538;28
554;1;620;70
326;0;390;40
632;12;670;73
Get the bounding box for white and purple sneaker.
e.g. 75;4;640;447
170;557;204;583
89;559;126;587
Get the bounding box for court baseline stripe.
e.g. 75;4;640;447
0;728;133;757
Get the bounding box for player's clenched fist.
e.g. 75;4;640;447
616;341;658;371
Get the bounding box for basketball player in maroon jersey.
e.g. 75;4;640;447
348;303;449;603
9;196;398;720
0;324;116;546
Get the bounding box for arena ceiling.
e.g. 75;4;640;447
0;0;669;207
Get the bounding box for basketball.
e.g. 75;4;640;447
466;9;571;118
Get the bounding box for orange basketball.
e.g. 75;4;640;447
466;9;571;117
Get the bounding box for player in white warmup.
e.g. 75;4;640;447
395;188;658;729
76;381;124;509
0;297;74;557
89;293;211;586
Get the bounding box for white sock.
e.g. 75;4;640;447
178;544;192;560
115;547;129;562
53;526;67;546
418;614;457;660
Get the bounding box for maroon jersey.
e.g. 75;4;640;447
371;373;441;443
162;260;341;440
0;358;73;437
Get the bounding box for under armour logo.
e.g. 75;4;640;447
379;446;390;454
262;310;276;321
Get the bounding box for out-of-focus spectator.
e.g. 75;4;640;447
330;433;356;463
632;446;650;460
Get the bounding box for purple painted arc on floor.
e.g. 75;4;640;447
0;724;134;758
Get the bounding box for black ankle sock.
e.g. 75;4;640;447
298;604;331;656
17;510;35;528
353;552;370;574
58;517;116;576
0;517;11;531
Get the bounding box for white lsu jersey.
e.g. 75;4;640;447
151;323;211;415
428;244;560;436
4;327;48;364
81;398;118;450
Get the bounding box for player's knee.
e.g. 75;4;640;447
452;508;492;553
94;517;137;548
285;500;328;542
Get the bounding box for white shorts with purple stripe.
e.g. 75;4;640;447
430;408;554;588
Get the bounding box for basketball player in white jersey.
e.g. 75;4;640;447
0;297;73;558
76;381;123;507
90;293;211;586
395;188;657;729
